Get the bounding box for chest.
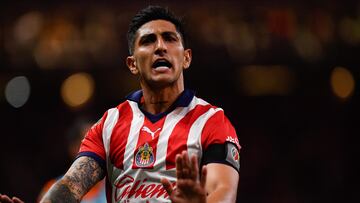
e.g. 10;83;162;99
108;113;204;171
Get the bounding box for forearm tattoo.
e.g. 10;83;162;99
41;156;105;203
42;183;78;202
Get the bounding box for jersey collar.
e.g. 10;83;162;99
126;89;195;122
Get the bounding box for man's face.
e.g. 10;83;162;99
127;20;191;89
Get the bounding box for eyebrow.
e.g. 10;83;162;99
138;31;180;43
162;31;179;39
138;33;155;44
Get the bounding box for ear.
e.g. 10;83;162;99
126;56;138;75
183;49;192;70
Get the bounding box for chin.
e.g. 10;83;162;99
148;79;176;89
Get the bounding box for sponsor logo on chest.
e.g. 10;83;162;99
114;174;174;201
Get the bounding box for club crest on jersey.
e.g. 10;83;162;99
135;143;155;167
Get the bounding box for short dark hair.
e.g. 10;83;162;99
127;5;187;55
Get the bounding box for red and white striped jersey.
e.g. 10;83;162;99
78;89;240;203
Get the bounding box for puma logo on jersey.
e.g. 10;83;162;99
141;126;161;139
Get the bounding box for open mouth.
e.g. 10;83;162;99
152;59;172;69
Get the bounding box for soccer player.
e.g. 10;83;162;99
1;5;240;203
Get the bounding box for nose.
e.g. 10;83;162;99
154;38;167;55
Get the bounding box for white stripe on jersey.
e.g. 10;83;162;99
187;106;222;164
102;108;119;178
123;101;145;170
154;96;199;171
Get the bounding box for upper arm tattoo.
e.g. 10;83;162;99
40;156;105;203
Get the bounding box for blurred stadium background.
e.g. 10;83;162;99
0;0;357;202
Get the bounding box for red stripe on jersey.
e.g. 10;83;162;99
109;101;133;169
132;117;166;169
166;104;213;169
79;111;108;160
201;110;240;150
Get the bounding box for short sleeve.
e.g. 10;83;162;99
201;110;240;150
77;111;108;169
201;110;241;172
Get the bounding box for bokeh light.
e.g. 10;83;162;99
238;65;295;96
224;21;257;62
330;67;355;100
61;72;95;108
339;17;360;45
33;19;82;69
13;11;43;46
293;29;323;62
5;76;31;108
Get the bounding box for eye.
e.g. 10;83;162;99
163;33;178;42
165;36;176;41
139;35;156;45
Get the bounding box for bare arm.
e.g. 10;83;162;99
205;163;239;203
40;156;105;203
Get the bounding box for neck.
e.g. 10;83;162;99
141;83;184;115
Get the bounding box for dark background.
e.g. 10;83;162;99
0;0;357;202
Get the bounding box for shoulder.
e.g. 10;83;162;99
101;100;132;121
192;96;230;120
197;97;240;148
191;96;223;111
192;95;225;110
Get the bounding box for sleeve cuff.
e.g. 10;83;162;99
76;151;106;172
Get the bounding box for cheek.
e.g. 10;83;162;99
172;48;185;62
135;51;151;66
